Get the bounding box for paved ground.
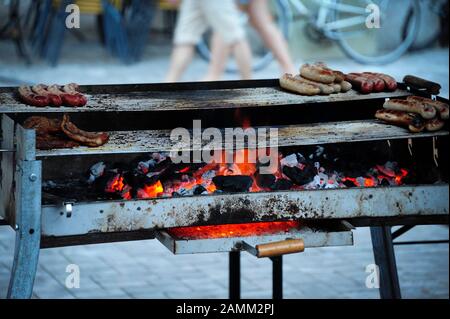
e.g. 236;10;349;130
0;29;449;299
0;225;448;299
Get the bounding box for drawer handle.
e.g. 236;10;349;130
242;239;305;258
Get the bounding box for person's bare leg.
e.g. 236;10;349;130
248;0;296;74
202;33;231;81
231;39;252;79
165;44;195;82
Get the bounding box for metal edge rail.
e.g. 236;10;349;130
40;184;449;238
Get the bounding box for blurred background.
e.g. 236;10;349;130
0;0;448;94
0;0;449;299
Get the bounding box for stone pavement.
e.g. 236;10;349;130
0;225;448;299
0;31;449;299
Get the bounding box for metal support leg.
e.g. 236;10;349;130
271;256;283;299
7;125;41;299
370;226;401;299
229;251;240;299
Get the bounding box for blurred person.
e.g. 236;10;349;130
205;0;297;81
165;0;252;82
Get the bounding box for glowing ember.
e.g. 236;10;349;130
105;174;125;193
166;220;301;240
138;180;164;199
95;148;411;200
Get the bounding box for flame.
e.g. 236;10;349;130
140;180;164;198
105;174;125;193
167;220;300;240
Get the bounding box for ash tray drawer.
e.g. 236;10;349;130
156;220;353;255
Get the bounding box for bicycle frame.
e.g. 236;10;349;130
290;0;381;40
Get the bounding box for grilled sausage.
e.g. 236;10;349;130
425;118;445;132
364;72;397;91
300;64;335;84
35;135;80;150
61;114;109;147
18;86;50;107
375;109;425;132
383;99;437;119
344;74;373;94
406;96;449;120
279;74;321;96
339;81;352;92
298;76;335;95
32;84;63;107
47;85;82;107
332;83;341;93
349;73;384;92
313;62;345;83
63;83;88;107
23;116;62;134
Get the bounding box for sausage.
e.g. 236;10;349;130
47;85;82;107
313;62;345;83
406;96;449;120
332;83;341;93
18;86;50;107
279;74;321;96
344;74;373;94
61;114;109;147
23;116;62;134
300;64;335;84
35;135;80;150
350;73;385;92
364;72;397;91
375;109;425;132
63;83;88;106
32;84;63;107
339;81;352;92
383;99;437;119
298;76;335;95
425;118;445;132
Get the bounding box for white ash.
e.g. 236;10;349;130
280;153;306;168
201;170;216;182
87;162;106;184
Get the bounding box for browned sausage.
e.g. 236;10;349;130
375;109;425;132
279;74;321;96
383;99;437;119
61;114;109;147
300;64;335;84
344;74;373;94
32;84;63;107
350;73;385;92
407;96;449;120
18;86;50;107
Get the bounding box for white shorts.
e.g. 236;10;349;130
174;0;246;45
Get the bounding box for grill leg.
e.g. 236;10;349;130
229;251;241;299
271;256;283;299
7;126;41;299
370;226;401;299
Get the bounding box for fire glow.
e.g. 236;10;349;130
91;146;410;200
166;220;301;240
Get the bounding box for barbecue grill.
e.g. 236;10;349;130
0;78;448;299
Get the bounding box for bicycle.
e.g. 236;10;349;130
197;0;445;71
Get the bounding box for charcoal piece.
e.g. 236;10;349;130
212;175;253;193
92;171;120;193
343;180;356;188
271;179;293;190
282;165;315;186
193;185;207;195
380;178;390;186
255;174;276;188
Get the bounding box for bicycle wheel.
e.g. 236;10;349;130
329;0;421;65
196;0;292;73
